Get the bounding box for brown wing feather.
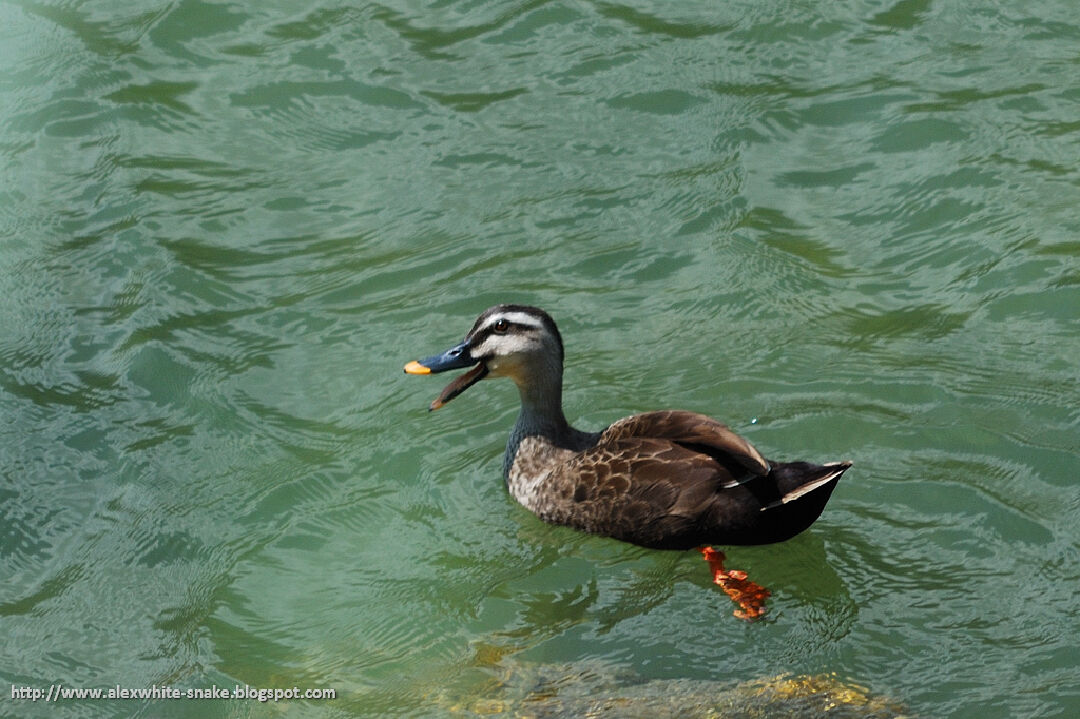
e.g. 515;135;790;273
599;410;769;476
521;412;843;549
555;436;752;549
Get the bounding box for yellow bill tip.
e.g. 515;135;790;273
404;360;431;375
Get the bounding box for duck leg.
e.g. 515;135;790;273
700;547;770;620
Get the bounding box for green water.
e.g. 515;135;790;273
2;0;1079;716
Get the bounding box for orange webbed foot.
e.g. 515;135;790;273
700;547;770;621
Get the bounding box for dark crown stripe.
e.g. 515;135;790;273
466;304;564;361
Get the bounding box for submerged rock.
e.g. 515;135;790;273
442;661;912;718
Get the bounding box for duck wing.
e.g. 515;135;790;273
598;410;769;479
552;412;847;549
556;433;762;550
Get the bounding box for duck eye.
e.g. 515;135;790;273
493;319;509;334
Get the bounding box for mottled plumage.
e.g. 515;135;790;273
405;304;850;551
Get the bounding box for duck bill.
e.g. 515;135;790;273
403;341;487;410
429;362;487;410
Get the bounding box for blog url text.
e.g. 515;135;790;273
10;684;336;703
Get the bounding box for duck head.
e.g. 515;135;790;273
404;304;564;410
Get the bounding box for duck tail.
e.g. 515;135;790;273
760;461;851;512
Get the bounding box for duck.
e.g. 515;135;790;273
404;304;851;618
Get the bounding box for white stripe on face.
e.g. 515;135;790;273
468;311;549;361
471;332;534;360
477;311;545;334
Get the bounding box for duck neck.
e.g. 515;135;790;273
516;377;569;438
502;364;573;478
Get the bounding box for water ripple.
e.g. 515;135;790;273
3;1;1080;717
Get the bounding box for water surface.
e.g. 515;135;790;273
2;0;1079;717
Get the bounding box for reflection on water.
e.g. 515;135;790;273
1;0;1079;717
